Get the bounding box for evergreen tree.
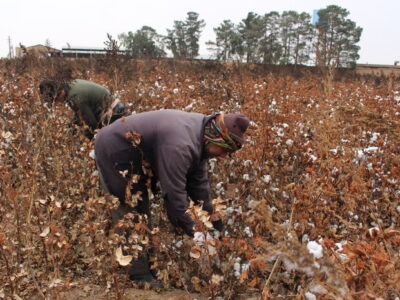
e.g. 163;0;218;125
279;11;298;65
165;12;205;59
290;12;314;65
315;5;362;67
119;26;165;59
207;20;243;61
238;12;264;63
185;12;205;58
259;12;282;65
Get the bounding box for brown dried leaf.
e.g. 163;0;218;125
190;245;202;259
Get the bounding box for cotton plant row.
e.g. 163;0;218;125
1;59;399;298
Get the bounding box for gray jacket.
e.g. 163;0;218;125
94;110;215;234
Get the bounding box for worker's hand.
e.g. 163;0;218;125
211;220;224;232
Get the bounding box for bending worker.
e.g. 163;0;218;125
94;109;250;283
39;79;126;139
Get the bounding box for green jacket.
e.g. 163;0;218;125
66;79;111;131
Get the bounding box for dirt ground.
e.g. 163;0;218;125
56;285;258;300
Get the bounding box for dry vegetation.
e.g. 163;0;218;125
0;56;399;300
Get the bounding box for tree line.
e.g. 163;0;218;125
117;5;362;68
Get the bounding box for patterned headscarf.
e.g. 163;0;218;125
204;113;242;152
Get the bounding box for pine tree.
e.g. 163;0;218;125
315;5;362;67
185;12;205;58
238;12;264;63
207;20;243;61
165;12;205;59
259;12;282;65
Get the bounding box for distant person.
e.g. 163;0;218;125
39;79;126;139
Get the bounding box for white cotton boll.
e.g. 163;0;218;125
241;263;250;272
89;150;96;160
309;154;317;161
277;128;284;137
364;146;379;153
216;182;224;190
226;207;234;214
234;262;241;278
243;174;251;181
397;206;400;213
307;241;323;259
249;121;257;127
244;227;253;237
262;175;271;184
310;284;328;295
209;158;217;173
193;232;205;245
305;292;317;300
286;139;293;146
184;103;194;110
243;160;252;167
370;132;380;143
330;148;338;155
175;240;183;248
282;123;289;128
173;88;179;94
208;245;216;255
247;200;255;209
302;234;309;243
91;170;98;177
356;149;365;160
368;227;380;238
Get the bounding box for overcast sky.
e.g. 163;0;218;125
1;0;399;64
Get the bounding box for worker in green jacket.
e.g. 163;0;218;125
39;79;126;139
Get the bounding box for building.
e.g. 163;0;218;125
355;64;400;76
15;44;62;57
62;47;129;58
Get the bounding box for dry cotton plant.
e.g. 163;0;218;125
1;57;399;299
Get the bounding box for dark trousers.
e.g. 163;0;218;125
96;147;154;281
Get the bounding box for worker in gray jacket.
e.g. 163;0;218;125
94;109;250;284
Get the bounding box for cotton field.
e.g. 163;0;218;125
0;57;399;299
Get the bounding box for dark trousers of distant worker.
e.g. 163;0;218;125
95;146;154;282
